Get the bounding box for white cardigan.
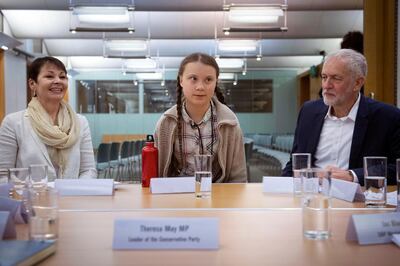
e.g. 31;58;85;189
0;110;97;180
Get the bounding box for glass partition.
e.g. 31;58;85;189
76;80;139;114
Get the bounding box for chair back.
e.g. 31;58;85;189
120;141;131;160
129;141;136;157
97;143;111;164
135;140;142;156
110;142;121;161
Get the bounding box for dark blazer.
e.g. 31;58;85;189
282;95;400;185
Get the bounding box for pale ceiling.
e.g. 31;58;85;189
0;0;363;71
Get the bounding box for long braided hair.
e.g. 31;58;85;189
176;53;226;170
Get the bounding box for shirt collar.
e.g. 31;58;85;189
325;93;360;122
182;101;213;126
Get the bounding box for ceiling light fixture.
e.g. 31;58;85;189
0;32;22;51
222;1;288;33
216;58;244;69
105;40;147;52
125;58;157;69
233;74;238;86
135;72;163;80
69;5;135;32
219;73;235;80
242;59;247;76
218;39;258;52
227;5;284;23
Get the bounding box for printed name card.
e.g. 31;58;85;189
113;218;219;250
262;176;293;193
331;178;365;202
0;211;16;239
55;179;114;196
346;212;400;245
0;183;12;197
392;234;400;247
150;177;195;194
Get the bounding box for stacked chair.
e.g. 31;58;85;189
95;139;145;182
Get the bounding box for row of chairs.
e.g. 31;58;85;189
95;140;146;182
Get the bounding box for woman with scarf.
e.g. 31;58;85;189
0;56;96;180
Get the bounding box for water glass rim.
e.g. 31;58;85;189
9;167;29;172
29;164;48;168
292;153;311;156
363;156;387;160
298;167;330;173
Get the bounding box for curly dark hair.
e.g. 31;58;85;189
341;31;363;55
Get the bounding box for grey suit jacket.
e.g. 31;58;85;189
0;110;97;180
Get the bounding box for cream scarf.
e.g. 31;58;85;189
27;97;80;176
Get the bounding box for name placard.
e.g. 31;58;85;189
331;178;364;202
0;183;12;198
113;218;219;250
262;176;293;193
150;177;195;194
0;211;15;239
55;179;114;196
346;212;400;245
392;234;400;247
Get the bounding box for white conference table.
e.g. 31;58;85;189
58;183;396;211
14;183;399;265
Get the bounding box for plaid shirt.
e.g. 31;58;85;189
173;101;218;176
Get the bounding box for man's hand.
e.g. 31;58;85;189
325;165;354;182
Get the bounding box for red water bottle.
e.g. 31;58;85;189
142;134;158;187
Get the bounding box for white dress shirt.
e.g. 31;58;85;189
314;94;361;177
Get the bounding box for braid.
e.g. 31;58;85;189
215;85;226;105
176;77;184;170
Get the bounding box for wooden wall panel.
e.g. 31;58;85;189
364;0;396;104
0;51;4;123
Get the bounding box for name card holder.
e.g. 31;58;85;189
55;179;114;196
150;177;195;194
392;234;400;247
113;218;219;250
331;178;365;202
262;176;293;193
346;212;400;245
0;211;16;239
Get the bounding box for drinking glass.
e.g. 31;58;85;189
28;187;59;241
0;168;8;184
194;154;212;198
301;168;331;240
363;156;387;207
396;159;400;212
292;153;311;196
8;168;29;200
29;164;48;191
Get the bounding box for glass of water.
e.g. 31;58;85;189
29;164;48;191
8;167;29;200
292;153;311;196
363;156;387;207
194;154;212;198
28;187;59;241
0;168;8;184
301;168;332;240
396;159;400;212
